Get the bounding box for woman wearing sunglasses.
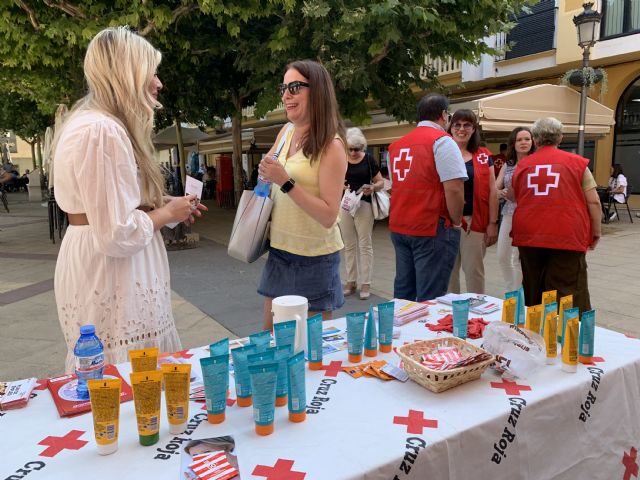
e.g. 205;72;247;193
446;109;499;295
340;127;385;300
257;60;348;328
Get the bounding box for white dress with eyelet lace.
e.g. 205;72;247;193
53;110;181;374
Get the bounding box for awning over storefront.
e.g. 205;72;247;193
153;123;211;149
197;124;284;154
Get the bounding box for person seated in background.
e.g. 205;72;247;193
607;163;627;221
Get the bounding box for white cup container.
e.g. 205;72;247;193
272;295;308;355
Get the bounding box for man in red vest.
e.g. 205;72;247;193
511;117;602;313
388;93;467;301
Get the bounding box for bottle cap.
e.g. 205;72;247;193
289;411;306;423
139;432;159;446
80;324;96;335
364;348;378;357
236;396;252;407
255;423;274;436
308;361;323;371
275;395;288;407
207;412;225;424
348;353;362;363
96;441;118;455
579;355;594;364
169;422;187;435
379;344;392;353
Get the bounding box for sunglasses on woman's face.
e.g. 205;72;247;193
278;81;310;96
349;147;362;153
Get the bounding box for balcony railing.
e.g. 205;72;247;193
421;57;462;78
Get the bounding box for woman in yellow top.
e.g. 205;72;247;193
258;60;348;329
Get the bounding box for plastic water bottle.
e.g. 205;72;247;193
74;325;105;400
254;175;271;197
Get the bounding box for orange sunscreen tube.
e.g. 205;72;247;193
129;347;159;373
502;298;517;324
542;290;557;307
160;364;191;434
558;295;573;344
562;314;579;373
130;370;162;446
88;378;121;455
542;307;558;364
524;305;543;334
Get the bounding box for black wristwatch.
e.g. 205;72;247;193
280;178;296;194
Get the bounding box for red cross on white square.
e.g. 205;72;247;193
38;430;88;457
392;148;413;182
527;164;559;196
320;361;343;377
623;447;638;480
252;459;306;480
490;379;532;396
477;153;489;165
393;409;438;434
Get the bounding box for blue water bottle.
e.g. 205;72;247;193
74;325;105;400
254;175;271;197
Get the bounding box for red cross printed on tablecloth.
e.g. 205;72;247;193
623;447;638;480
490;380;532;396
393;409;438;434
34;379;48;390
168;349;194;359
252;459;306;480
38;430;88;457
625;334;638;339
477;153;489;165
589;356;605;363
392;148;413;182
227;397;236;407
320;361;343;377
527;164;559;196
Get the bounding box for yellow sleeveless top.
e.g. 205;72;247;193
269;128;344;256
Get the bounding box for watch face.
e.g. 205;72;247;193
281;179;295;193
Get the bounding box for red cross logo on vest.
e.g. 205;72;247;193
38;430;88;457
622;447;638;480
320;361;343;377
490;380;532;395
527;164;559;196
252;459;306;480
392;148;413;181
477;153;489;165
393;409;438;434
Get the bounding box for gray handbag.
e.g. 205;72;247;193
227;124;292;263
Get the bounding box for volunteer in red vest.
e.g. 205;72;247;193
388;93;467;301
511;117;602;313
447;109;499;295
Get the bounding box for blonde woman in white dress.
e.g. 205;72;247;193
53;27;205;373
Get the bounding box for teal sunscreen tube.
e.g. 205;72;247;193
199;354;229;424
248;363;278;435
452;299;470;339
579;310;596;364
517;287;526;325
377;301;395;353
287;351;306;423
346;312;366;363
247;349;275;367
364;304;378;357
307;314;323;370
249;330;272;352
274;345;292;407
541;302;558;338
561;306;579;346
274;320;297;351
230;344;257;407
209;338;229;356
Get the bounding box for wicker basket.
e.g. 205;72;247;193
395;337;495;393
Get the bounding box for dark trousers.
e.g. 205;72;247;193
391;219;460;302
518;246;591;313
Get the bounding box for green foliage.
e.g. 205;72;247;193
0;92;51;144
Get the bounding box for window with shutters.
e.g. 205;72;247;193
504;0;556;60
600;0;640;38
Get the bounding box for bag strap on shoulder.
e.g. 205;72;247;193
272;123;294;162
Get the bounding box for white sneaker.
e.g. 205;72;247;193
609;211;617;221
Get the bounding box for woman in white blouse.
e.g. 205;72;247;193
608;164;628;204
53;27;204;373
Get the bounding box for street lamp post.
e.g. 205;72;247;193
573;2;602;157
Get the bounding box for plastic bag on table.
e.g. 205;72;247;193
481;322;545;380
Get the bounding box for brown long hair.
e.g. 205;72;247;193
505;126;535;166
447;109;482;153
285;60;346;164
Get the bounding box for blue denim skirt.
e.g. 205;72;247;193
258;247;345;312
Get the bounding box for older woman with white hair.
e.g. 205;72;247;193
511;117;601;313
340;127;385;300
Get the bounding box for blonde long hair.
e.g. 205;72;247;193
53;27;165;207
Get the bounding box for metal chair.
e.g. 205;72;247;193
607;184;633;223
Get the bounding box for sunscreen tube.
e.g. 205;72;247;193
128;347;159;373
377;301;395;353
504;291;519;324
287;351;306;423
87;378;121;455
579;310;596;364
558;295;573;344
346;312;366;363
524;304;543;335
542;307;558;364
501;297;517;324
249;330;272;353
248;363;278;435
160;364;191;434
230;344;257;407
452;299;470;339
274;320;297;351
542;290;557;307
130;370;163;446
307;314;323;370
562;313;579;373
364;304;378;357
516;287;526;325
274;345;292;407
209;338;229;356
199;354;229;424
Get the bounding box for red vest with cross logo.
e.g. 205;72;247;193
470;147;493;233
512;146;591;252
388;126;450;236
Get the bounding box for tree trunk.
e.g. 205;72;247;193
29;141;36;170
175;118;187;189
231;98;244;206
36;136;43;169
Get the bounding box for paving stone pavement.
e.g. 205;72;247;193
1;190;639;380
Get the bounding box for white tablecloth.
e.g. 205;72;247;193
2;301;640;480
